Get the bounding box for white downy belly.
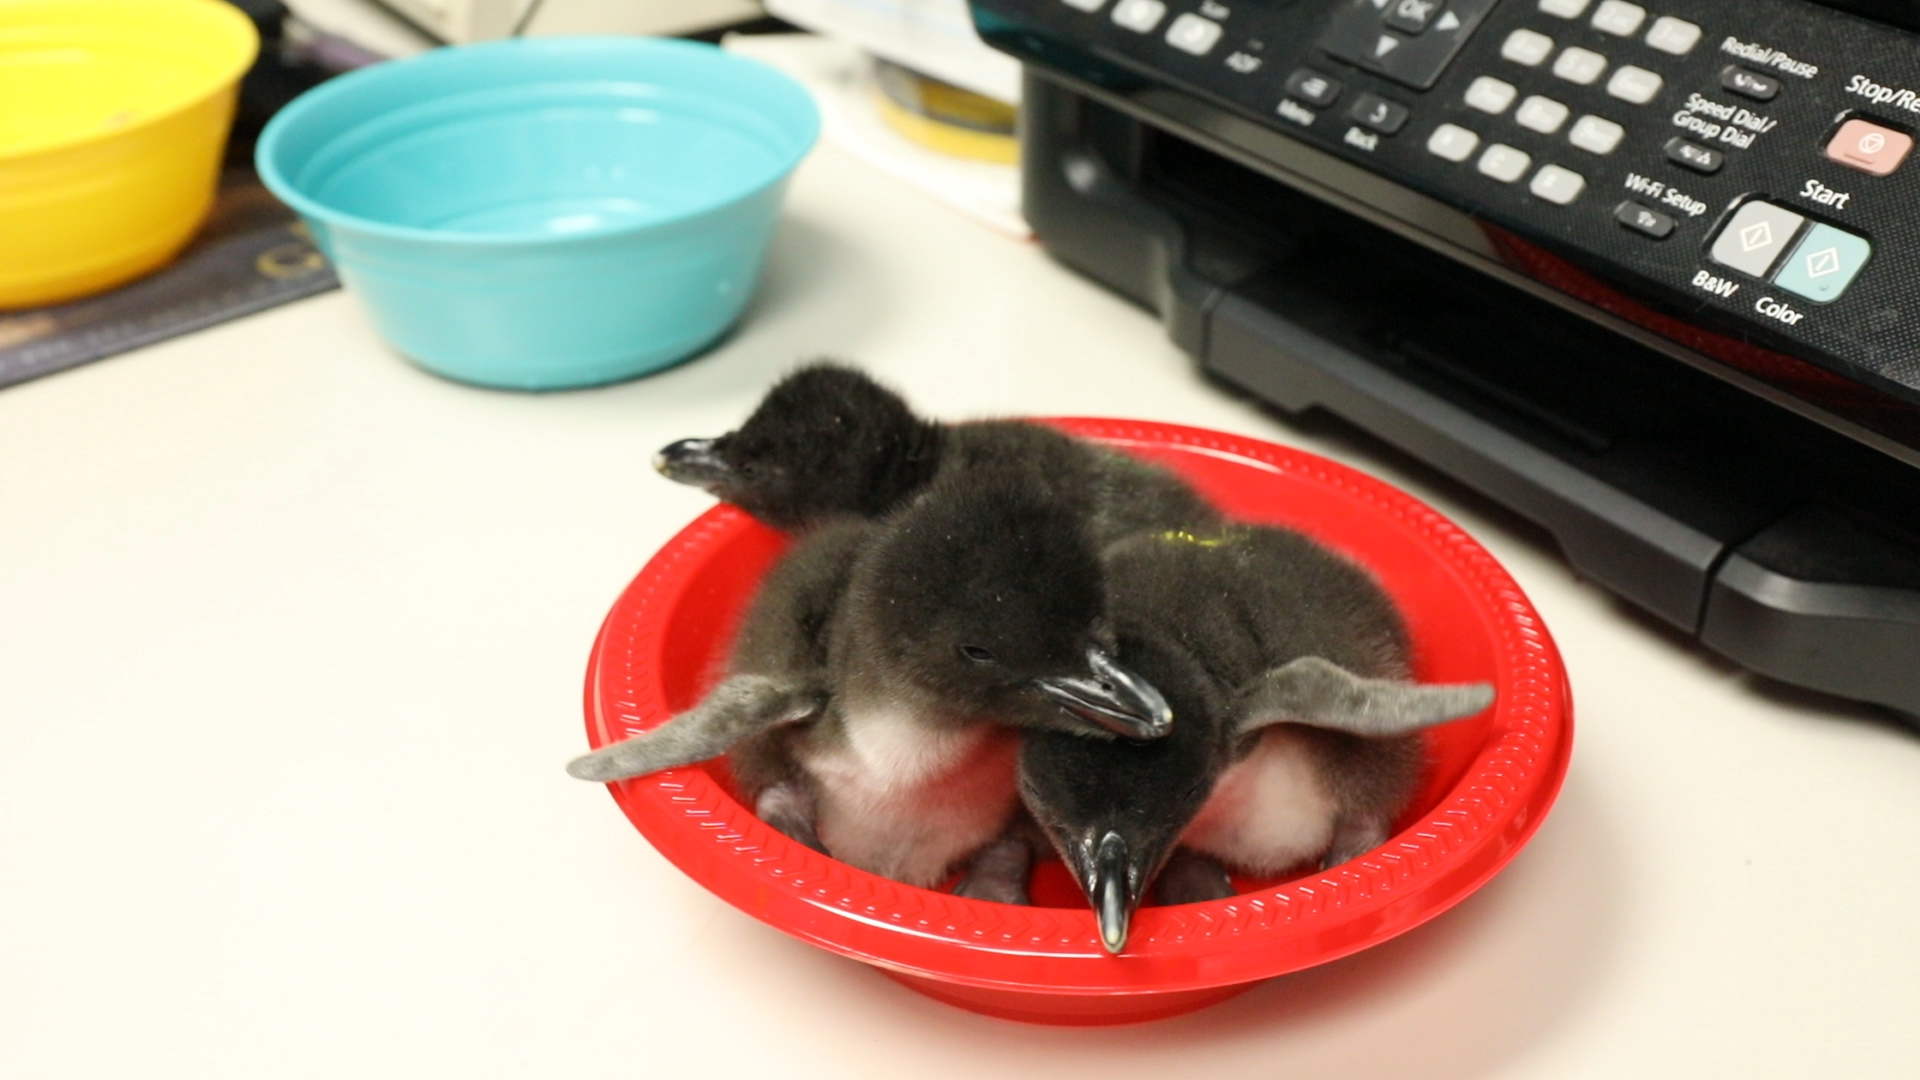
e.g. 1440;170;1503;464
1181;727;1337;876
803;709;1019;887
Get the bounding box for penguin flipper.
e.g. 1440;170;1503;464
1236;657;1495;738
566;675;825;782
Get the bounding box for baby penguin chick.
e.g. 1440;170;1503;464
656;361;1220;541
655;363;943;530
1020;526;1496;953
568;469;1173;892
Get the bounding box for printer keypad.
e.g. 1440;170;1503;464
1459;3;1730;221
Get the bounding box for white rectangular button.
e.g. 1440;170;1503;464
1645;15;1702;54
1464;75;1518;114
1060;0;1107;11
1710;200;1806;278
1590;0;1645;35
1553;46;1608;84
1501;29;1555;66
1427;123;1482;162
1568;114;1625;154
1477;143;1532;182
1530;164;1587;204
1538;0;1590;17
1516;95;1571;133
1606;64;1663;104
1165;13;1223;54
1111;0;1167;33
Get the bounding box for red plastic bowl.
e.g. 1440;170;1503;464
582;419;1572;1025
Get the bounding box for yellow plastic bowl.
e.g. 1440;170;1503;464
0;0;259;308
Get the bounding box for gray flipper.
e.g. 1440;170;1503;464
1236;656;1494;738
566;675;825;782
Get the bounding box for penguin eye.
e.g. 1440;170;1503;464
958;645;998;665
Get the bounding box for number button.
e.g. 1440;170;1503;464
1501;29;1555;66
1478;143;1532;182
1111;0;1168;33
1465;75;1518;114
1553;46;1608;85
1644;15;1702;54
1529;164;1586;204
1606;65;1663;104
1590;0;1645;36
1165;13;1224;55
1538;0;1590;17
1427;123;1482;161
1568;114;1625;154
1517;95;1571;134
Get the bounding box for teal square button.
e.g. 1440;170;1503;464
1771;223;1872;304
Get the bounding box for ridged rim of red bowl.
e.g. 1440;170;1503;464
583;419;1572;996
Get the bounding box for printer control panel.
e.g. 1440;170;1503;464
971;0;1920;400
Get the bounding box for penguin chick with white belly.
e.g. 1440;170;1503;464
655;362;1220;542
1019;526;1496;952
568;470;1174;893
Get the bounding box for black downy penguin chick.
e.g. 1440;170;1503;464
1019;526;1496;953
655;364;944;531
656;361;1221;542
567;470;1174;892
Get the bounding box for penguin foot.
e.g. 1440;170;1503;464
953;833;1033;906
755;783;828;854
1153;848;1235;905
1321;819;1390;870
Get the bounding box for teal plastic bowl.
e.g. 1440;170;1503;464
257;38;819;390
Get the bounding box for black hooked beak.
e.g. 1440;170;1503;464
1081;831;1136;954
1033;646;1174;740
653;437;732;490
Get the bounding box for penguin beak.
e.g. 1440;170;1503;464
1065;831;1139;954
1033;646;1174;740
654;437;732;490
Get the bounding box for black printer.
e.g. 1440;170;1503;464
966;0;1920;717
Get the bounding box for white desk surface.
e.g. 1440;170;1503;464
6;142;1920;1079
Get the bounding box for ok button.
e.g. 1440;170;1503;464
1386;0;1441;33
